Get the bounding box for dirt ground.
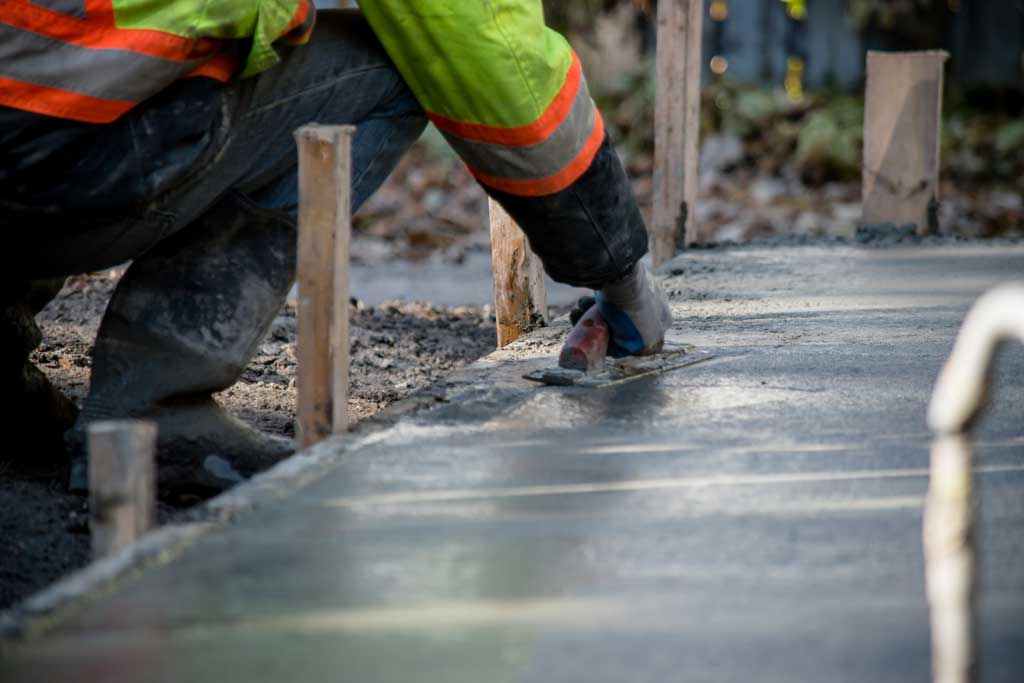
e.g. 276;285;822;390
0;270;497;610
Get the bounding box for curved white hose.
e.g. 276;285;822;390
925;282;1024;683
928;283;1024;434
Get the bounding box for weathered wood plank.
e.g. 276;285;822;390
862;50;948;234
488;198;547;348
294;124;354;449
88;420;156;559
652;0;704;262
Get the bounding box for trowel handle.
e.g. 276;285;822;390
559;305;609;371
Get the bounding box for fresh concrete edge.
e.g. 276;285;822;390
0;315;572;644
0;522;210;643
0;431;357;643
7;244;1006;641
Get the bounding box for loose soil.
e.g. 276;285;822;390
1;270;496;610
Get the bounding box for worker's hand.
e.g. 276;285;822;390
595;261;673;356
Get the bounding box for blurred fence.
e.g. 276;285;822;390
314;0;1023;90
683;0;1023;90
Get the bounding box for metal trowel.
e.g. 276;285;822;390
523;298;713;388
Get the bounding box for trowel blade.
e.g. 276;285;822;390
523;344;713;388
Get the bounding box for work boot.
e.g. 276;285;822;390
67;192;297;499
595;261;673;356
127;397;292;497
1;278;77;469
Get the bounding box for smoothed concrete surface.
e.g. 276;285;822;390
3;244;1023;682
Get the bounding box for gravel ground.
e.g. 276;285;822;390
1;270;497;610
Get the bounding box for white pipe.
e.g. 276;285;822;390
928;282;1024;435
924;281;1024;683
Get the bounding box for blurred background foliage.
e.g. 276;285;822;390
546;0;1023;187
355;0;1022;261
847;0;951;48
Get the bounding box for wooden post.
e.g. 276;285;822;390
294;124;353;449
488;198;547;348
88;420;156;559
652;0;704;262
862;51;948;234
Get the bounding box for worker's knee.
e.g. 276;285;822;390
309;9;389;61
314;10;423;118
240;8;425;147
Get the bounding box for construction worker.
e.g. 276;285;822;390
1;2;672;496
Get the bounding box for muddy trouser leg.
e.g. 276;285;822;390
67;195;300;496
482;136;668;356
481;136;649;290
1;278;76;467
66;11;426;495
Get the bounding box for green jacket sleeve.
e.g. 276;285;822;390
112;0;316;77
356;1;649;288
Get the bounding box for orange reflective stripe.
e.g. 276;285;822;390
84;0;110;23
471;110;605;197
427;52;583;147
184;50;237;82
424;49;603;197
2;0;309;123
2;0;216;61
0;75;131;123
282;0;315;42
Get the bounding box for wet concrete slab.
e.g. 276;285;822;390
3;244;1023;682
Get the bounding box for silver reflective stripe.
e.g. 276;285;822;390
0;23;203;103
30;0;87;19
440;76;598;181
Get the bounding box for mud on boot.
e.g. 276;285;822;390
150;397;293;499
67;397;293;501
66;192;299;501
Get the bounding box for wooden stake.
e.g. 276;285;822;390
88;420;156;559
863;51;948;234
294;124;353;449
652;0;704;262
488;198;547;347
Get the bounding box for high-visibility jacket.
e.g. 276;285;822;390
1;0;601;198
358;1;604;197
0;0;315;124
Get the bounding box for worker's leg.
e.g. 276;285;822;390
484;136;671;355
67;193;297;497
117;10;428;235
224;11;428;220
62;11;425;495
8;10;424;278
1;279;78;467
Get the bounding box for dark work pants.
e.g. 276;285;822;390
1;9;649;447
0;11;426;450
4;10;426;277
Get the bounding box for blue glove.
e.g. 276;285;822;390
595;261;672;357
